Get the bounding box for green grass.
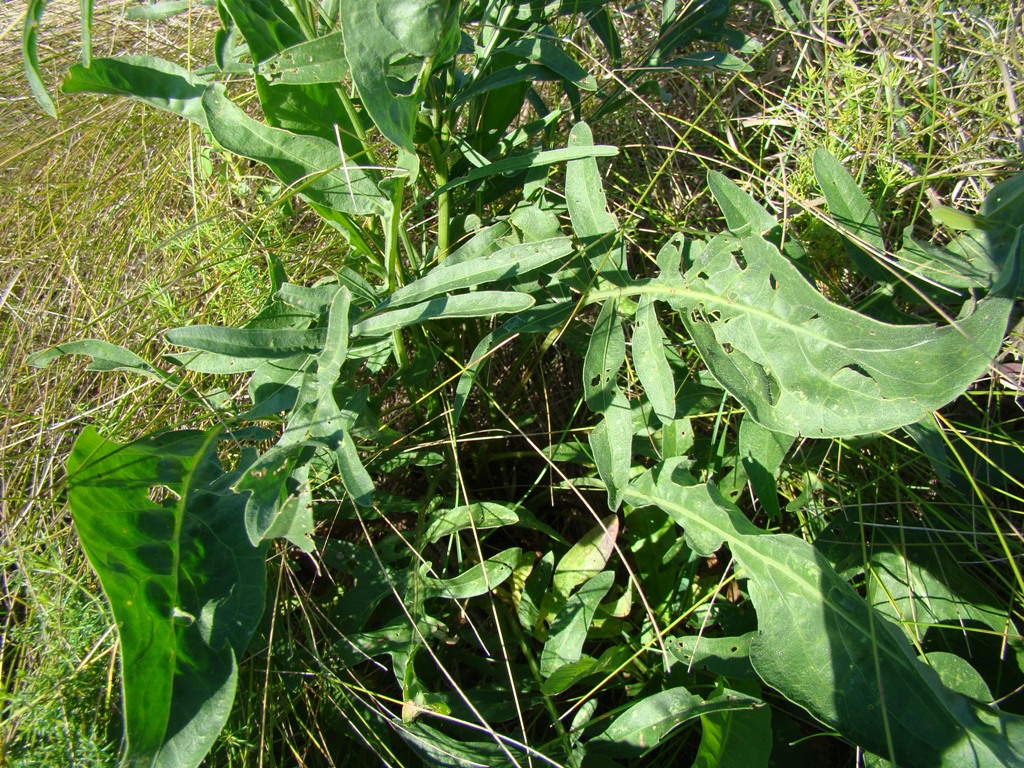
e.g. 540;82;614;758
3;0;1024;765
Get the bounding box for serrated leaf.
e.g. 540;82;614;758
624;471;1024;766
632;295;676;421
540;570;615;677
68;428;264;767
665;228;1019;437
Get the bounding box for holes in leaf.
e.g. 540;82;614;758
148;485;179;506
841;363;872;380
769;273;778;290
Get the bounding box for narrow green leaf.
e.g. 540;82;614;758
551;514;619;608
424;502;520;544
737;416;792;520
68;428;264;767
566;122;618;239
632;296;676;421
589;390;632;510
425;547;521;600
494;37;597;90
584;299;625;413
590;686;762;759
667;633;758;680
335;431;374;506
540;570;615;677
166;325;326;358
813;150;891;284
352;292;535;337
706;172;777;238
385;238;572;309
23;0;57;117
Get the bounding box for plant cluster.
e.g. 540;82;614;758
16;0;1024;766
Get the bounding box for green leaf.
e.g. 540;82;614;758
352;292;536;337
566;122;618;239
668;632;758;680
340;0;459;150
166;325;326;358
257;30;349;84
584;300;625;414
233;442;308;546
632;295;676;421
23;0;57;117
737;416;792;520
63;57;386;215
706;172;777;238
540;570;615;677
551;514;619;611
385;237;573;308
694;685;772;768
667;229;1018;437
493;37;597;90
68;428;265;767
589;390;632;510
425;547;521;600
335;431;375;507
813;150;891;285
624;472;1024;766
589;686;762;759
424;502;520;544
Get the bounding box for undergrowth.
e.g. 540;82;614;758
3;1;1024;767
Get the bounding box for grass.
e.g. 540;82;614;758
1;0;1023;765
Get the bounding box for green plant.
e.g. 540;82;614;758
18;1;1024;767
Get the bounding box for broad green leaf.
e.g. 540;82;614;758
584;300;625;413
384;238;572;309
424;502;520;544
665;228;1019;437
624;472;1024;766
63;56;211;130
541;645;634;696
694;685;772;768
813;149;891;285
23;0;57;117
589;686;762;759
540;570;615;677
233;442;308;545
589;390;632;510
737;416;792;520
632;296;676;421
425;548;521;600
668;632;758;680
352;292;535;337
68;428;264;767
256;31;348;84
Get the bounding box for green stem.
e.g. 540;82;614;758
386;177;409;369
429;137;451;262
